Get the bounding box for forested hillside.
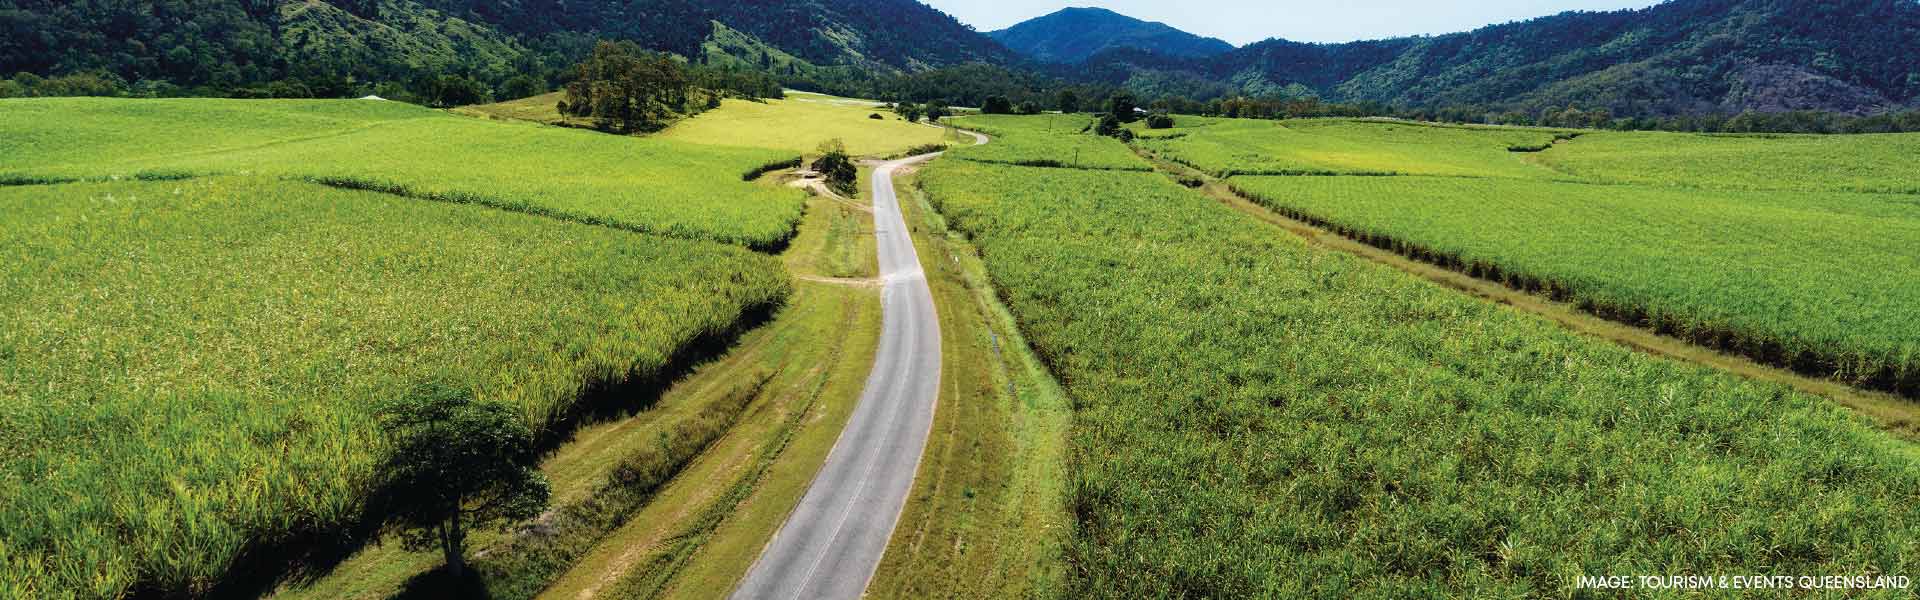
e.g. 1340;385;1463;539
0;0;1011;101
4;0;1919;118
1080;0;1920;116
988;7;1233;64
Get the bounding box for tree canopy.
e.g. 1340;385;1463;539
377;381;550;580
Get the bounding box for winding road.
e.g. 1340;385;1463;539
730;132;983;600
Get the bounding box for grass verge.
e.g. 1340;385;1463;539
860;164;1072;598
271;177;880;600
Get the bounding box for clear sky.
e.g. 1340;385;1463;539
920;0;1666;46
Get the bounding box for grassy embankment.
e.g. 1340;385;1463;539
933;114;1920;598
859;161;1072;600
525;141;1072;600
1139;116;1920;397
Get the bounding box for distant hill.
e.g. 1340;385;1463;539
0;0;1015;98
279;0;526;86
1084;0;1920;116
407;0;1016;74
6;0;1918;118
989;7;1234;64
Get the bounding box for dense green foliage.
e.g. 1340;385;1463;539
8;0;1920;122
379;383;551;580
813;140;858;195
0;98;808;248
560;41;695;133
1071;0;1920;118
408;0;1013;76
0;176;788;598
0;0;1006;103
987;7;1233;64
917;151;1920;597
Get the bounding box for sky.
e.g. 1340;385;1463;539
919;0;1666;46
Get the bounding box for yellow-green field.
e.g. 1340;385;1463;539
0;176;787;598
658;92;947;156
1128;115;1920;396
917;119;1920;598
0;98;808;249
272;194;887;600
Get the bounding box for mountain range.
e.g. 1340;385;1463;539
1072;0;1920;116
3;0;1917;116
988;7;1233;64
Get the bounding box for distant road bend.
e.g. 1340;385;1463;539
730;130;986;600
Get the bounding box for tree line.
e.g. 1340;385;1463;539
880;63;1920;135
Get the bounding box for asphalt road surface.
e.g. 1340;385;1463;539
730;133;980;600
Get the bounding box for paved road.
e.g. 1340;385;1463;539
730;133;980;600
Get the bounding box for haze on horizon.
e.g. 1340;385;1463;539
922;0;1665;46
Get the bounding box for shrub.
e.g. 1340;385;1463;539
500;74;546;101
1146;112;1174;129
419;74;490;108
814;139;857;195
1106;92;1139;123
982;95;1013;114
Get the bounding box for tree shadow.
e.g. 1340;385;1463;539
392;564;494;600
175;300;782;599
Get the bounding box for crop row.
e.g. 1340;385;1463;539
0;177;790;598
1227;175;1920;396
1529;130;1920;194
946;114;1152;171
917;157;1920;598
0;98;809;249
1135;118;1570;179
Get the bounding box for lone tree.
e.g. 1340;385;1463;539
981;95;1013;114
420;74;488;108
814;139;857;196
1106;92;1140;123
378;381;550;580
559;40;691;132
1056;89;1080;113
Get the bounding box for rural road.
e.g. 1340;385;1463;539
730;131;984;600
